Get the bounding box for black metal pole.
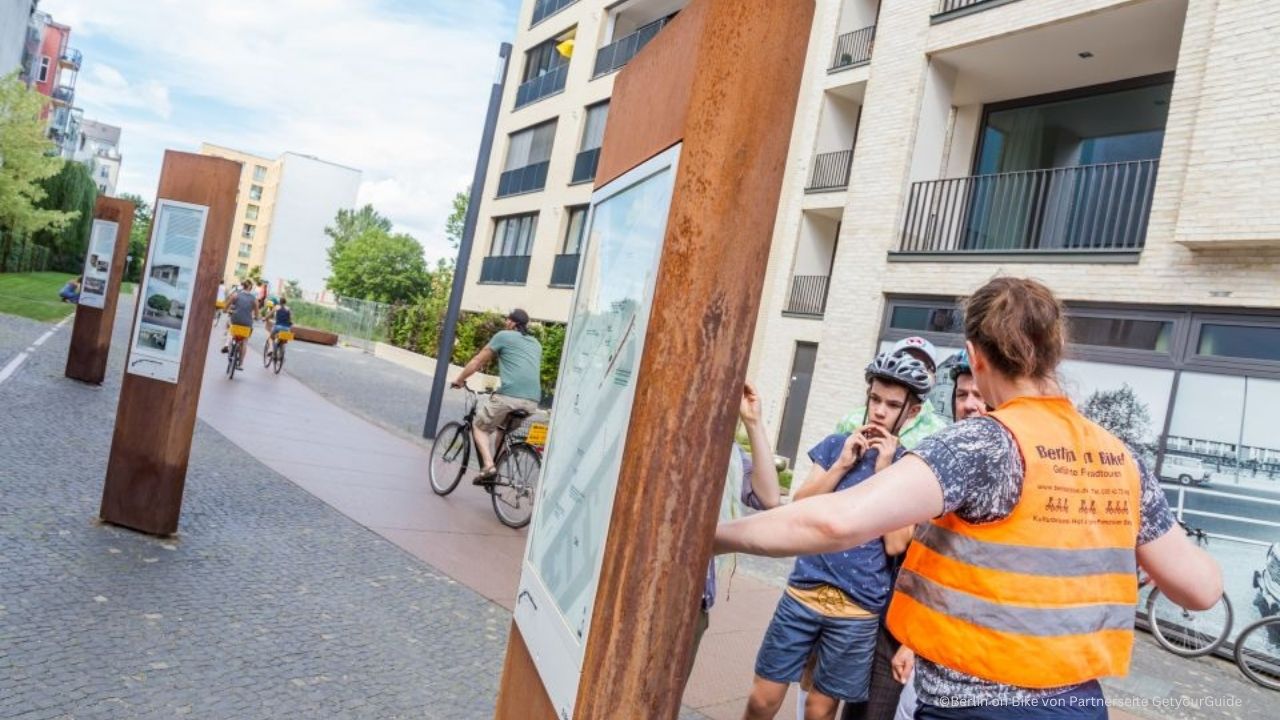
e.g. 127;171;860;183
423;42;512;439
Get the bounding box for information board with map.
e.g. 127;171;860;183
514;146;680;717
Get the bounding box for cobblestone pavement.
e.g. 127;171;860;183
0;309;507;719
0;307;711;720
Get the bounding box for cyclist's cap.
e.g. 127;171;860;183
507;308;530;326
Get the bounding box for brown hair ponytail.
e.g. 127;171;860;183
964;277;1066;380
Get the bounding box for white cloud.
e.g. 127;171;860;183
42;0;516;263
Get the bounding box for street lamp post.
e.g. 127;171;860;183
422;43;512;439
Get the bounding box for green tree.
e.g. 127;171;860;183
324;204;391;269
327;229;429;303
0;72;76;271
146;293;171;313
285;279;303;299
445;186;469;250
117;193;153;282
1081;383;1155;462
246;265;263;284
33;160;97;271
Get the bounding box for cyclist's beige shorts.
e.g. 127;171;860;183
475;393;538;432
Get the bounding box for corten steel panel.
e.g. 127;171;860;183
65;196;135;384
493;619;560;719
496;0;814;717
99;151;241;536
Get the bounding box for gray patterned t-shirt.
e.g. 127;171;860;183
905;416;1175;708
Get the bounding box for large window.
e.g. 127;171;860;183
238;243;252;258
253;165;268;182
246;205;260;221
242;223;256;240
499;120;558;197
37;56;49;83
563;206;588;254
249;184;263;201
516;31;573;108
505;120;557;171
491;213;538;257
1196;323;1280;363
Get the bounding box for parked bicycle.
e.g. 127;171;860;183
225;324;251;380
262;327;292;375
429;385;542;528
1140;519;1234;657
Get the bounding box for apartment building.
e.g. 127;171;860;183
200;144;283;285
74;119;123;196
24;10;81;158
0;0;38;75
466;0;1280;496
199;144;361;295
461;0;685;322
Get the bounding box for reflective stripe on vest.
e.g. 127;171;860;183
885;395;1142;689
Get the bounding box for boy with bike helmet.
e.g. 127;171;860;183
743;352;933;720
835;337;947;449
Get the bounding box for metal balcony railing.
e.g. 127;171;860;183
571;148;601;184
897;160;1160;256
60;47;82;68
829;26;875;71
784;275;830;317
806;150;853;192
479;255;532;285
935;0;1012;17
592;16;672;78
51;86;74;104
497;161;551;197
531;0;577;27
515;63;569;109
550;253;580;287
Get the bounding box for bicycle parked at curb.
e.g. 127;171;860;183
429;385;542;528
1140;519;1234;658
225;324;251;380
262;327;293;375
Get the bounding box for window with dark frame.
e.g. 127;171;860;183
563;205;588;254
490;213;539;257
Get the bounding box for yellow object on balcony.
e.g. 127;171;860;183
556;38;574;58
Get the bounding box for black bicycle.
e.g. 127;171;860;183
261;328;291;375
1141;519;1233;657
429;386;541;528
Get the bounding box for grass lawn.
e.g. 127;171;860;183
0;272;77;322
0;272;137;323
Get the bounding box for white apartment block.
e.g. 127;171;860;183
74;118;122;196
464;0;1280;504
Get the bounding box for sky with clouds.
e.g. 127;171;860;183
42;0;523;263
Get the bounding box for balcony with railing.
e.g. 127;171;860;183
593;16;673;78
829;26;875;72
531;0;577;27
806;150;853;193
934;0;1017;20
479;255;532;285
571;148;601;185
515;62;569;109
497;161;551;198
51;85;74;105
59;47;81;69
784;275;831;318
896;160;1159;259
550;253;581;287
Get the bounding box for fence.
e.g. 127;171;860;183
0;236;52;274
291;296;392;353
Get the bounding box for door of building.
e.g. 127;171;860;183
776;342;818;465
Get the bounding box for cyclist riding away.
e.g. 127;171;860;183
271;297;292;339
450;308;543;483
716;277;1222;719
744;352;933;720
221;279;258;365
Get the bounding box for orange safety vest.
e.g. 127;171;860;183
885;395;1141;689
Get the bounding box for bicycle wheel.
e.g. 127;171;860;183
429;422;470;496
1235;616;1280;690
491;443;541;529
273;343;285;374
227;341;239;379
1147;588;1232;657
262;337;273;368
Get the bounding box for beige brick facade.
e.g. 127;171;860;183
751;0;1280;477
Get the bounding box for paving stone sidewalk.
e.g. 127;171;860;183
0;310;509;719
